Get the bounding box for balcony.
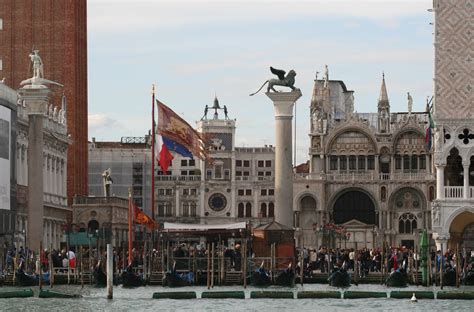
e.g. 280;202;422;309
444;186;474;199
294;172;435;182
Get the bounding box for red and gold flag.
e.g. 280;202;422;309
156;100;209;161
133;203;157;229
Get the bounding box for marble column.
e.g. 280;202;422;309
436;165;445;199
266;90;302;228
18;87;51;252
463;164;469;199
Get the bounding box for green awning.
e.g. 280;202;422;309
67;232;97;246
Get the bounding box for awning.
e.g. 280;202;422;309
163;222;247;231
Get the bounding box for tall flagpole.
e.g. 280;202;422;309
150;85;156;252
151;84;156;220
128;189;133;266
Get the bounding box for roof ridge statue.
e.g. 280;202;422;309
249;66;298;96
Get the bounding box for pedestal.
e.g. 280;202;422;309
18;87;50;253
266;90;302;228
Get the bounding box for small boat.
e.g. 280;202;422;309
274;263;295;287
328;268;351;288
462;270;474;285
163;261;194;287
251;261;271;287
385;269;408;287
121;265;144;287
442;267;456;286
15;268;38;286
93;261;107;287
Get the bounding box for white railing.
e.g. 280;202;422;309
294;173;323;180
392;172;432;180
326;172;376;181
444;186;463;199
44;192;67;206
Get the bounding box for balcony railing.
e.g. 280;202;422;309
294;172;435;181
156;175;201;182
443;186;474;199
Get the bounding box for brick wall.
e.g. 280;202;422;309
0;0;88;204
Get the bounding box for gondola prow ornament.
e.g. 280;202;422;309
250;67;298;96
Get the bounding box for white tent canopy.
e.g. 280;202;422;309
163;222;247;231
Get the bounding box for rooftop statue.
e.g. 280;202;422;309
250;67;298;96
20;49;63;89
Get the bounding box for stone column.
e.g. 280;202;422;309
463;164;469;199
266;90;302;228
18;87;51;253
436;165;445;199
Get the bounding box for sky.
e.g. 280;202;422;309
87;0;434;164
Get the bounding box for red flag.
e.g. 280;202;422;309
156;100;209;160
133;203;156;229
156;135;174;172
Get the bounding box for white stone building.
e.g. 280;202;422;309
431;0;474;251
0;82;70;250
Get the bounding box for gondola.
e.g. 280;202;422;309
15;266;49;287
328;268;351;288
121;265;144;287
385;269;408;287
442;267;456;286
93;261;107;287
251;262;271;287
163;270;194;287
274;263;295;287
462;270;474;285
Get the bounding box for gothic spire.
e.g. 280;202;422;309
378;72;390;112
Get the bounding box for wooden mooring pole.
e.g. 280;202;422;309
107;244;113;299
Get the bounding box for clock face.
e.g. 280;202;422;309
208;193;227;212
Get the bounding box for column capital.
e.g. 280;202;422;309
266;90;302;117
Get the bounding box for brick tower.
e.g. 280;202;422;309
0;0;88;204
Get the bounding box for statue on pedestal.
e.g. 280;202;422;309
102;168;113;197
249;67;298;96
20;50;63;89
407;92;413;116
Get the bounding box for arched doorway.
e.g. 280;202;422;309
87;220;99;234
298;195;317;248
449;211;474;249
331;189;377;249
333;190;376;225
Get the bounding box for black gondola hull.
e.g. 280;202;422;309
328;270;351;288
251;271;271;287
163;272;193;287
385;271;408;287
274;270;295;287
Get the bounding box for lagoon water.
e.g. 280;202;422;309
1;284;473;312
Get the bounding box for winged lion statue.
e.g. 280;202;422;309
250;67;298;96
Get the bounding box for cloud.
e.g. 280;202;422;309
88;114;118;129
88;0;433;34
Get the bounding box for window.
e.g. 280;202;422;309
238;189;244;196
403;155;410;172
158;189;165;196
245;203;252;217
260;203;267;218
181;159;187;166
243;171;250;176
340;156;347;170
258;171;264;176
367;155;375;170
190;188;197;196
399;213;417;234
258;160;264;167
165;189;173;196
330;156;338;171
206;169;212;179
224;169;230;180
181;170;188;175
265;160;272;167
268;202;275;218
358;156;366;170
419;155;426;170
238;203;244;217
236;160;242;167
395;155;402;170
183;189;189;196
236;171;242;176
411;155;418;170
215;163;223;179
269;189;274;196
265;171;271;176
0;18;3;30
245;189;252;196
190;203;197;217
188;170;196;175
261;189;267;196
182;202;189;217
189;159;196;166
243;160;250;167
349;155;356;170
